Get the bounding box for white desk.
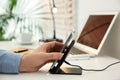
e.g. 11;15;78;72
0;41;120;80
0;41;40;50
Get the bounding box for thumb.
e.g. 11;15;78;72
46;52;63;61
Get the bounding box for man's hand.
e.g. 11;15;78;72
19;41;63;72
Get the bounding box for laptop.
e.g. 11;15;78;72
69;11;119;58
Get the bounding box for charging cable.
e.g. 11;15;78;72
64;60;120;71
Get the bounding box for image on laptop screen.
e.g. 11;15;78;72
74;12;119;56
77;15;114;49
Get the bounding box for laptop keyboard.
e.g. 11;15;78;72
70;47;88;55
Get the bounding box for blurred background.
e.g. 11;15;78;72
0;0;74;41
1;0;120;58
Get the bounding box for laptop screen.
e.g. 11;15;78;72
74;12;119;55
77;15;114;49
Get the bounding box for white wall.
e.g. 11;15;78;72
77;0;120;32
76;0;120;59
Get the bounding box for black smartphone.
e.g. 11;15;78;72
49;32;75;74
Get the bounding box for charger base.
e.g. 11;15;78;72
51;67;82;75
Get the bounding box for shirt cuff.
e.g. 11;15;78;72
0;50;23;74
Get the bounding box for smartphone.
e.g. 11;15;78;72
49;32;75;74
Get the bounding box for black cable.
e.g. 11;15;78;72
64;60;120;72
64;60;82;69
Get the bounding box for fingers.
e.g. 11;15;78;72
47;41;64;52
46;52;63;61
54;41;64;47
55;42;64;51
48;41;63;48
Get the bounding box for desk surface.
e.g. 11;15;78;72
0;41;120;80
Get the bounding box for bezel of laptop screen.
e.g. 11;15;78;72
75;11;119;55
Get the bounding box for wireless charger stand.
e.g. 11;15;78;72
49;33;82;75
49;61;82;75
57;67;82;75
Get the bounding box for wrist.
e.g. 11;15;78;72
19;54;37;73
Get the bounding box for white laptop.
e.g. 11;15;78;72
69;11;119;58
